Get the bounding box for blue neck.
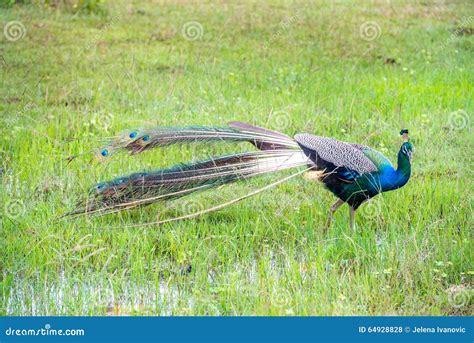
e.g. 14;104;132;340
381;150;411;192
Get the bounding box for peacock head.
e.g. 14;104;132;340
399;129;414;160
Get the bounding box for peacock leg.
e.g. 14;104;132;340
349;207;356;230
325;199;344;229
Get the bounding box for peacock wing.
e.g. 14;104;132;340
294;134;378;182
350;144;394;170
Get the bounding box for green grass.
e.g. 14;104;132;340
1;1;473;316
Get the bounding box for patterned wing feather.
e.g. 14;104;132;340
294;134;378;175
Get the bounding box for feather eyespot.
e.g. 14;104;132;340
100;149;108;157
129;131;137;139
142;135;150;142
96;183;106;190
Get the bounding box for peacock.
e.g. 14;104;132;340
66;122;413;229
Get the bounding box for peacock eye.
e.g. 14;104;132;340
142;135;150;142
101;149;108;156
129;131;137;139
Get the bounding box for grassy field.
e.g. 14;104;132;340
1;0;473;316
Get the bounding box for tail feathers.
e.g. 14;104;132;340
67;150;310;216
74;123;299;162
125;125;297;154
228;121;297;150
228;121;293;141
